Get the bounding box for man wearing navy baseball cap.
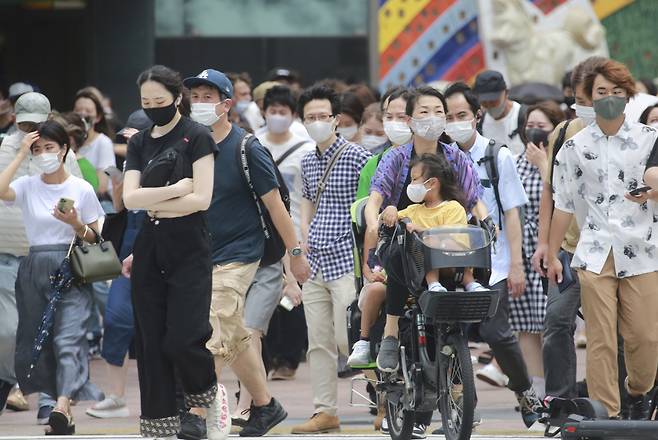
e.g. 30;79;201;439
183;69;311;437
474;70;526;156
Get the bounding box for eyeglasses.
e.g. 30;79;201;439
304;113;334;123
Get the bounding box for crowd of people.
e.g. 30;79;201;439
0;54;657;440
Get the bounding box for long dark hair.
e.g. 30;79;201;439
410;153;466;208
74;89;113;139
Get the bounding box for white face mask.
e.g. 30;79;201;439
410;116;446;141
190;102;223;126
305;121;334;144
266;114;292;134
234;100;251;115
34;152;62;174
336;125;358;141
445;120;476;144
383;120;412;145
650;122;658;129
361;134;387;151
572;103;596;125
406;179;430;203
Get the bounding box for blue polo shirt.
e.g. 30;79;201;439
207;124;279;265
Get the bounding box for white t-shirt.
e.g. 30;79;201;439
481;101;525;157
78;132;115;170
8;174;105;246
460;133;528;286
257;131;315;240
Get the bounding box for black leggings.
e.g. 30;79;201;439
131;213;217;437
385;248;413;316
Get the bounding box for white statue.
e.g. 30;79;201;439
488;0;607;87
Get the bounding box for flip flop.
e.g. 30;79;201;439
46;408;75;435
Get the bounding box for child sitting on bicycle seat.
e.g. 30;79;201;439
395;153;486;292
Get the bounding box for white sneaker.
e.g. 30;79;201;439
85;395;130;418
207;384;231;440
347;340;371;366
476;363;509;387
380;416;389;434
428;282;447;292
465;281;488;292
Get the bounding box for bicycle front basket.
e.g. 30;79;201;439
418;289;501;323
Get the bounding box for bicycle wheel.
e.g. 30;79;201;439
385;391;415;440
438;332;475;440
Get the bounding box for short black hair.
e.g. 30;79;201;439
264;85;296;113
137;65;183;99
406;86;447;117
444;82;480;116
36;119;70;160
639;104;658;125
340;92;364;124
74;89;112;138
383;87;413;112
297;84;341;120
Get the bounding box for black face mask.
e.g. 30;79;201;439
143;102;177;127
525;128;550;147
564;95;575;107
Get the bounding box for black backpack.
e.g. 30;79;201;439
236;133;291;267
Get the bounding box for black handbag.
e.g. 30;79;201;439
68;226;122;284
101;209;127;253
140;137;191;188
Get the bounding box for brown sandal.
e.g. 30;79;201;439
46;408;75;435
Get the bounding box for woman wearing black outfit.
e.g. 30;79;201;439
122;65;228;440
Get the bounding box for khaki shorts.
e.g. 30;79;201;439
207;261;260;363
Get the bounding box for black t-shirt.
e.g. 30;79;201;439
647;137;658;170
125;116;217;176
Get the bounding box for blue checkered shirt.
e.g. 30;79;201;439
302;135;371;281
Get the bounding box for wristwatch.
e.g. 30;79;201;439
288;246;303;257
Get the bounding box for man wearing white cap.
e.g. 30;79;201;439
0;92;82;419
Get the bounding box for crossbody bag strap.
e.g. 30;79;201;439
313;142;350;212
275;140;307;167
238;133;272;239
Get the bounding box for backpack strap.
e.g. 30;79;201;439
237;133;272;239
478;139;506;227
550;119;572;193
313;142;350;212
509;103;528;138
275;140;307;167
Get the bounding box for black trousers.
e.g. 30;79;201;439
264;304;308;371
131;213;217;437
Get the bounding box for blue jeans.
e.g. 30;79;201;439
0;253;20;384
101;276;134;366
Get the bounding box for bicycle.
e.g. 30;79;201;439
376;222;500;440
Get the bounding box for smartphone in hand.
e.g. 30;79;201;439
104;166;124;183
629;185;652;197
57;197;75;213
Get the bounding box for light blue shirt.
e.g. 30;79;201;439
456;133;528;285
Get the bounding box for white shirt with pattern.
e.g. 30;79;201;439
553;119;658;277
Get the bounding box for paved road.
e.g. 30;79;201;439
0;343;585;438
0;436;546;440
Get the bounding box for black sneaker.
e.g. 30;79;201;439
239;397;287;437
376;336;399;373
178;410;206;440
628;393;650;420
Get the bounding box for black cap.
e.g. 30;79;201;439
473;70;507;101
267;67;299;83
125;109;151;131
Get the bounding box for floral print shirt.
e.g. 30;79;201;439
553;120;658;277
